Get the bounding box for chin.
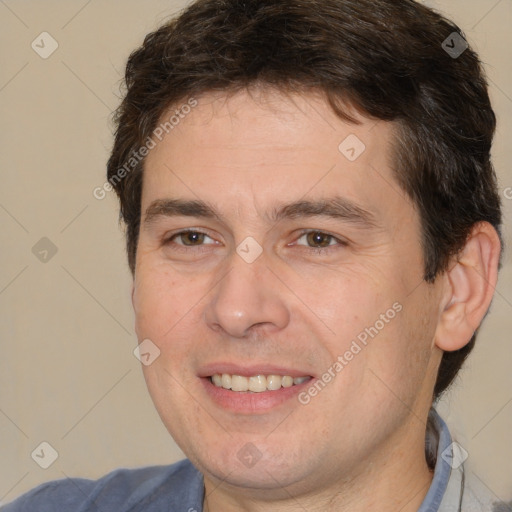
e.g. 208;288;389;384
186;435;318;491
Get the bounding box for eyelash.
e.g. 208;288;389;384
163;229;348;254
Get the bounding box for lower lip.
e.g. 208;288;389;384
201;377;313;414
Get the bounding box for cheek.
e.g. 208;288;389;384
362;293;439;407
133;265;185;340
316;262;431;390
311;265;392;337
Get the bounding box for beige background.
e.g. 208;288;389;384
0;0;511;505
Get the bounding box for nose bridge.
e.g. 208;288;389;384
204;247;290;338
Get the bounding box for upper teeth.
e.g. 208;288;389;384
211;374;310;392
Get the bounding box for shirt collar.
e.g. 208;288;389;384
418;408;464;512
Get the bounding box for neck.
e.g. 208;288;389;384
202;413;434;512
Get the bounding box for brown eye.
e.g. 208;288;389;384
293;230;348;253
178;231;206;246
305;231;334;248
166;230;215;247
296;231;337;248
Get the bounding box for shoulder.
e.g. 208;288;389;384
0;459;204;512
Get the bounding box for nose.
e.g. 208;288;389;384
203;250;290;339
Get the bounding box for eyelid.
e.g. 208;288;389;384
164;228;217;245
293;229;349;248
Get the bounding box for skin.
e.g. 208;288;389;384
131;87;500;512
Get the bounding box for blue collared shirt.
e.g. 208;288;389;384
420;409;499;511
1;409;501;511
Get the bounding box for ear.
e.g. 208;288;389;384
435;222;501;352
131;283;136;309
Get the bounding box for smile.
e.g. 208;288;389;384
210;373;311;392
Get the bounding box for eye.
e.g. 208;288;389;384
162;229;347;255
165;229;216;248
294;230;347;251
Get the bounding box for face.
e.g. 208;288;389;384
132;88;444;497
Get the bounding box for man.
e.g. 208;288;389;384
2;0;505;510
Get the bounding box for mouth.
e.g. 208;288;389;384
210;373;312;392
199;366;315;413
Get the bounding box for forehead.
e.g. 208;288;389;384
141;88;413;229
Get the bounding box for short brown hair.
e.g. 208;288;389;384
107;0;503;399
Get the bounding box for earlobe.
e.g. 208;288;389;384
435;222;501;352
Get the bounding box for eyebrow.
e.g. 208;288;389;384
143;196;378;229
